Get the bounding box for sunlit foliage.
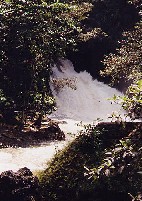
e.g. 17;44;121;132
0;0;92;123
111;80;142;119
100;1;141;119
101;21;142;85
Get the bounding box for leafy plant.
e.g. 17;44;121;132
85;124;142;200
0;0;92;123
110;80;142;119
101;20;142;86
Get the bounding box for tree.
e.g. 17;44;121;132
101;20;142;86
0;0;92;123
100;2;141;119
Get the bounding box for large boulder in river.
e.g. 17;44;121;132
0;167;41;201
30;121;65;141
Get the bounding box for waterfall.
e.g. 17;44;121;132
50;59;126;123
0;59;127;174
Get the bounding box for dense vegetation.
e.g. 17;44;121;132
99;0;142;118
39;122;142;201
0;1;141;201
101;17;142;118
0;0;141;122
0;0;92;124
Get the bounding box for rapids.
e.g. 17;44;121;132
0;141;66;173
50;59;126;122
0;59;127;173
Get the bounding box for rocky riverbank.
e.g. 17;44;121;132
0;121;65;148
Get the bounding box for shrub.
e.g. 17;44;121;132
0;0;92;122
38;122;140;201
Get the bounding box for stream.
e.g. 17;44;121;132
0;59;128;174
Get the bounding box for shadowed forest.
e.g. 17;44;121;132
0;0;141;200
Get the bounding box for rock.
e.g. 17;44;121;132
0;167;41;201
0;121;65;148
29;121;65;141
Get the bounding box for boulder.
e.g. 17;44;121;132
0;121;65;148
31;122;65;141
0;167;41;201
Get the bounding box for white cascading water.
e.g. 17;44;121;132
0;59;127;174
50;59;126;123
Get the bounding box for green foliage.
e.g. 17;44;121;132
86;0;140;39
85;124;142;199
38;122;141;201
0;0;91;122
98;0;141;87
38;122;139;201
100;4;142;119
121;80;142;119
101;20;142;85
110;80;142;119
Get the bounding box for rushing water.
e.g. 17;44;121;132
50;59;126;122
0;141;67;173
0;59;127;173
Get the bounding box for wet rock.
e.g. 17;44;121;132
0;167;41;201
0;121;65;148
31;122;65;141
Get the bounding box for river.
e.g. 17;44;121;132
0;59;127;173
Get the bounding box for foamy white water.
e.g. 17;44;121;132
50;59;126;122
0;141;66;173
0;59;128;173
